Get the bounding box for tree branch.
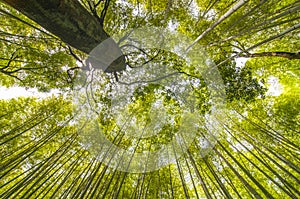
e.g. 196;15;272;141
68;46;83;64
0;69;23;82
0;50;23;72
239;51;300;60
100;0;111;26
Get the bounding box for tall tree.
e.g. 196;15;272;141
2;0;125;72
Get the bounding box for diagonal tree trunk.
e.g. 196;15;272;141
2;0;126;72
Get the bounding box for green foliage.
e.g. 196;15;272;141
0;3;78;91
0;0;299;198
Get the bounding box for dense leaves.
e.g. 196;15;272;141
0;0;299;198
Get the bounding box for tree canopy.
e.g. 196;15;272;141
0;0;299;198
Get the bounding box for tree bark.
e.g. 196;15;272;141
2;0;126;72
240;51;300;60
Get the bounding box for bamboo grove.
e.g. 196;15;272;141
0;0;300;198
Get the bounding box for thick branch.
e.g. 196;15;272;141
239;51;300;60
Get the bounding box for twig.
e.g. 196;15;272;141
0;51;18;70
118;72;179;85
68;46;83;64
100;0;111;25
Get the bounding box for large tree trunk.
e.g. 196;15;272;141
3;0;126;73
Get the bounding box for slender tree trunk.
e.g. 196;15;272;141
2;0;126;72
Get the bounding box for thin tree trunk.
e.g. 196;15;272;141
187;150;212;199
187;0;249;51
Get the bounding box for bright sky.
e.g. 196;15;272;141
266;76;283;96
235;57;248;68
0;86;61;100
